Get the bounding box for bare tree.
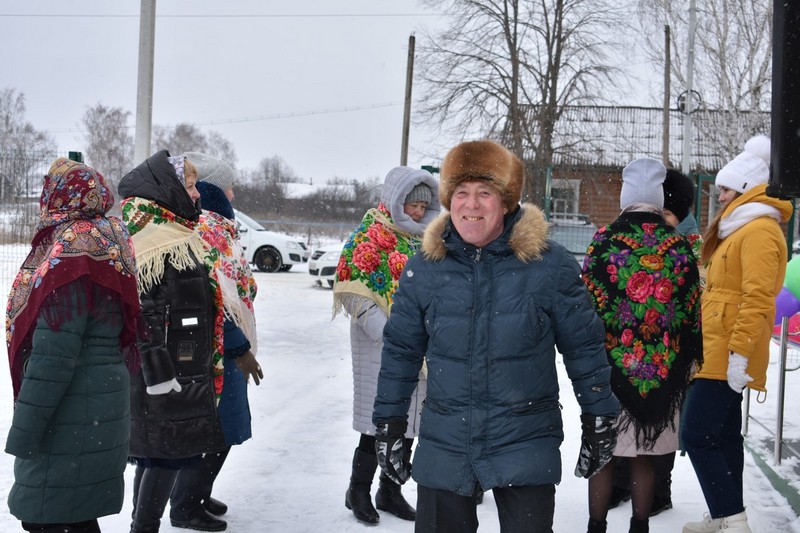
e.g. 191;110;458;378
257;155;298;185
0;88;55;202
417;0;624;201
81;103;134;191
636;0;772;160
235;155;297;213
152;123;238;166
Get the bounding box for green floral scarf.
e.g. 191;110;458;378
333;202;421;317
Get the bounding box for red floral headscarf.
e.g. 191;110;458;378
6;158;140;400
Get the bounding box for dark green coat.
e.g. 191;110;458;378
5;281;130;523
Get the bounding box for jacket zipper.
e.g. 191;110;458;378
164;304;170;344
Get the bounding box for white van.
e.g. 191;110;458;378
233;209;309;272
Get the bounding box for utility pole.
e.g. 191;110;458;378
400;34;415;166
681;0;696;175
134;0;156;166
662;25;671;167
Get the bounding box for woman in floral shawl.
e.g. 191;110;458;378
118;150;227;533
580;158;702;533
168;156;261;531
5;158;139;533
333;166;439;525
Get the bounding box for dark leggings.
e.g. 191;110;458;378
589;457;654;522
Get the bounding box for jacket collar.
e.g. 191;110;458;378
723;184;794;223
421;203;549;262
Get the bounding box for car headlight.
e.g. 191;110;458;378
320;251;341;261
287;241;303;250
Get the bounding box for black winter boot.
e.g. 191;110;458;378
629;517;649;533
345;448;380;525
130;467;180;533
587;518;607;533
375;471;416;521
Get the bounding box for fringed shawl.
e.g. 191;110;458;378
7;158;140;401
581;211;702;449
121;197;226;398
333;202;422;318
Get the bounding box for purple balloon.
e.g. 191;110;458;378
775;287;800;325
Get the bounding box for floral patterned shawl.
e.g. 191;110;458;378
121;196;226;398
7;158;140;401
333;202;422;317
196;211;258;354
581;211;702;448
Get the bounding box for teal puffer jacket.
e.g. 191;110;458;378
5;281;131;523
373;205;619;495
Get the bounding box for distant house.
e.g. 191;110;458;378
527;105;771;229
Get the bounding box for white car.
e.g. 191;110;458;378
233;209;310;272
309;242;344;288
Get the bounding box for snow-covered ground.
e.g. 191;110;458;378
0;258;799;532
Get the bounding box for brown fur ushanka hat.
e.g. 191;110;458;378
439;140;524;212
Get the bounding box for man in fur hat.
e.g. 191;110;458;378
372;140;620;532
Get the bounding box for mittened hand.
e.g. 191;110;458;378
146;377;182;395
375;420;411;485
236;351;263;386
727;352;753;392
574;414;617;479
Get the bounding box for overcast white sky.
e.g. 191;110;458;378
2;1;456;183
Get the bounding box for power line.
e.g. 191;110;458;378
0;13;442;19
2;102;403;135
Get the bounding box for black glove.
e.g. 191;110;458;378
574;414;616;479
375;420;411;485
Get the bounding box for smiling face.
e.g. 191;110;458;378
450;180;507;248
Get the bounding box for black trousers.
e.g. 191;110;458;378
21;520;100;533
415;483;555;533
170;447;231;520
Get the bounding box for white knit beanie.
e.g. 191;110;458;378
619;157;666;209
715;135;771;193
184;151;235;192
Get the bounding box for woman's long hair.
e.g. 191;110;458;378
700;191;741;267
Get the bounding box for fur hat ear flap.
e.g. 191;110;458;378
439;140;524;212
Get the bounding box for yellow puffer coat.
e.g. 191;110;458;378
698;185;793;392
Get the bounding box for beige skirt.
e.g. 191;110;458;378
613;408;680;457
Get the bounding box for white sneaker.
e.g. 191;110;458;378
720;511;751;532
683;513;722;533
682;511;751;533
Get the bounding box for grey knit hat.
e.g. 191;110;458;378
184;151;235;192
619;157;665;209
404;182;432;204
